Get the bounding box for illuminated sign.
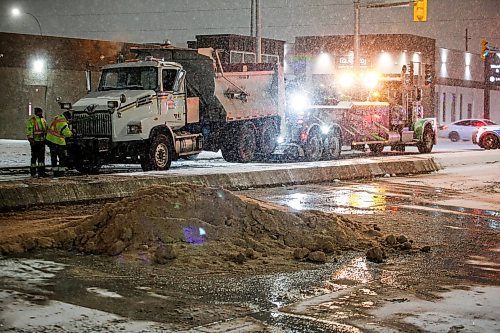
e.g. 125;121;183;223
339;56;367;68
486;53;500;86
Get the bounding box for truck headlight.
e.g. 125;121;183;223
107;100;119;109
290;93;310;114
127;123;142;134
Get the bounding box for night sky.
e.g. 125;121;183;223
0;0;499;52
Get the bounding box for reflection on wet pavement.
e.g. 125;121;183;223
1;179;498;332
241;181;500;223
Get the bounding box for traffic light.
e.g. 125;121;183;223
414;0;427;22
481;38;489;59
424;64;433;85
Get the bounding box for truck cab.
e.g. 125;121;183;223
68;58;202;173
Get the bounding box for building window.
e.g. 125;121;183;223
459;94;463;120
435;91;439;117
230;50;256;63
451;93;456;122
244;53;256;63
442;93;446;123
229;51;279;64
262;54;279;64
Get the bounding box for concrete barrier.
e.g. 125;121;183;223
0;155;439;211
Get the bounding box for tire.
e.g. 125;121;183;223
390;145;406;152
141;134;173;171
74;161;101;175
368;143;384;153
304;128;323;161
322;130;342;160
257;120;278;157
449;131;460;142
418;126;434;154
221;122;257;163
72;150;102;174
481;134;499;150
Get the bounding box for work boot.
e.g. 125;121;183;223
37;165;48;178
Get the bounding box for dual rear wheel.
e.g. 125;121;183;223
221;120;278;163
304;128;342;161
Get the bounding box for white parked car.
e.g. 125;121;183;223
473;125;500;149
438;119;497;142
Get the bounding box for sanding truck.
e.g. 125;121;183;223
59;46;284;173
274;79;437;161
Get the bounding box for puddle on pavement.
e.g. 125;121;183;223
0;257;66;292
371;286;500;333
241;182;500;226
0;254;376;332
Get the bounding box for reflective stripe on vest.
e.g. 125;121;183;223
28;116;47;138
32;117;42;135
47;118;67;139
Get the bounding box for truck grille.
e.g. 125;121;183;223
73;112;112;136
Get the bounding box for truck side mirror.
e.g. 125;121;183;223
85;69;92;93
173;70;186;92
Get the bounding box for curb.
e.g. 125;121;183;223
0;156;440;211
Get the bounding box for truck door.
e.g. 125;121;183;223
160;68;186;128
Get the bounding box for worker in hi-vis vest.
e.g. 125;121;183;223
25;107;48;177
45;111;74;177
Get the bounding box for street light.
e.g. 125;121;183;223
11;7;43;36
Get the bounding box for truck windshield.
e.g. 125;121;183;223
98;66;158;91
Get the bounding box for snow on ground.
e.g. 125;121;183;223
0;139;223;168
0;138;481;169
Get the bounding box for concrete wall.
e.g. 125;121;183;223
0;67;100;139
0;32;137;139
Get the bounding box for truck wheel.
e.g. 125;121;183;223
258;120;278;157
449;131;460;142
481;134;499;150
304;128;323;161
142;134;173;171
368;144;384;153
74;161;101;175
322;130;341;160
418;126;434;153
221;123;256;163
236;123;257;162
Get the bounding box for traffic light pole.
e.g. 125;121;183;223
354;0;360;72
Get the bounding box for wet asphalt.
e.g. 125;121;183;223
1;178;499;332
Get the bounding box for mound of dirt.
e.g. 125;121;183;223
0;184;393;271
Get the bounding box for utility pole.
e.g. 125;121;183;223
250;0;255;37
256;0;262;63
353;0;360;72
465;28;468;51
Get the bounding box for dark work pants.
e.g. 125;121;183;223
47;141;68;176
30;140;46;176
